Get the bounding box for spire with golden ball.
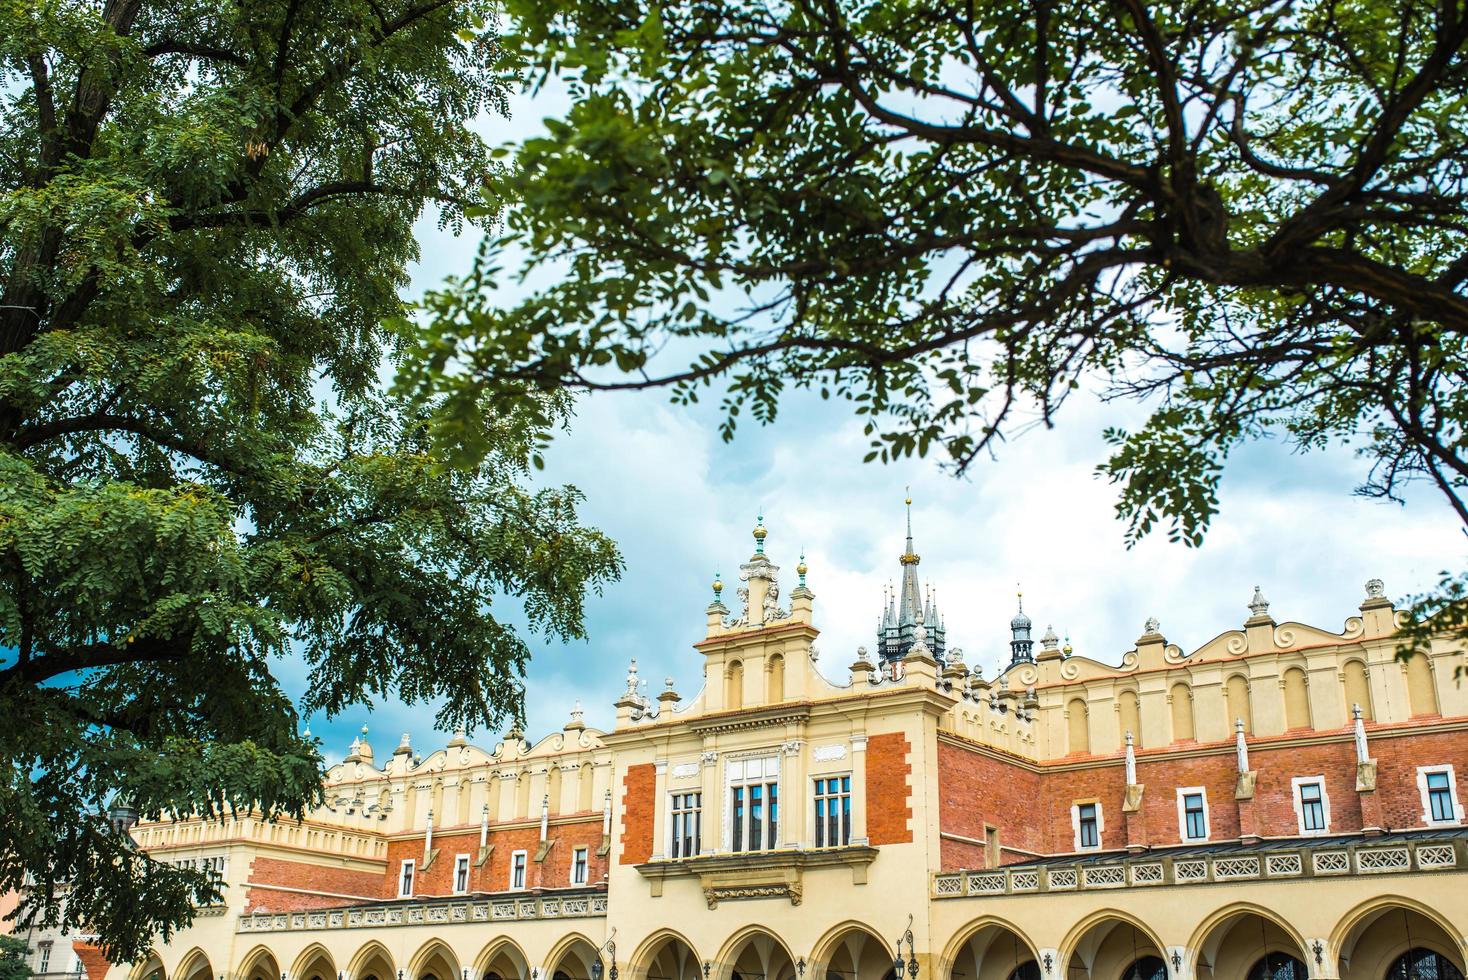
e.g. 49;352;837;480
752;511;768;555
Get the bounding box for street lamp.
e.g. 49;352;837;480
892;915;918;980
593;930;618;980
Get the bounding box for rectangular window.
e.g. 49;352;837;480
1179;789;1208;841
571;846;589;885
1420;766;1462;825
510;850;528;889
38;944;51;974
453;854;471;894
1298;780;1327;832
727;756;780;852
985;825;1000;868
1077;803;1100;849
398;859;415;897
813;775;852;848
670;792;702;858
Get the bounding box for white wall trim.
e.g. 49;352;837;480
1290;775;1330;835
1417;764;1465;826
1175;786;1210;841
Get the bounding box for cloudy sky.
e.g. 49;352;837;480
301;82;1462;766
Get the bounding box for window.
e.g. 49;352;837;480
571;845;589;885
1073;802;1101;850
1419;766;1464;825
813;775;852;847
728;756;779;852
398;859;415;897
510;849;528;889
670;792;702;858
985;825;1000;868
1293;777;1329;834
1177;787;1209;841
37;944;51;974
453;853;471;894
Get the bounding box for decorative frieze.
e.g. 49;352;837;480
236;892;608;933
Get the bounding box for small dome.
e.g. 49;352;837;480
1010;609;1032;629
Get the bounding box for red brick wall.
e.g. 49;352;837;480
619;763;656;864
866;732;913;845
242;856;382;913
382;817;605;896
935;724;1468;868
72;942;110;980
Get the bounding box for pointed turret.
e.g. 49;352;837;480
875;491;946;666
1008;590;1034;667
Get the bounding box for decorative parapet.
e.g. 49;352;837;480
931;836;1463;899
236;892;608;934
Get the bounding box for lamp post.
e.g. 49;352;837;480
593;930;618;980
892;915;918;980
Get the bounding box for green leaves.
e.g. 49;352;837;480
0;0;620;961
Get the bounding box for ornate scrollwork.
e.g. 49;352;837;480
1163;644;1188;663
1225;633;1249;655
1341;616;1365;639
1013;665;1038;686
1273;625;1297;649
1060;660;1080;680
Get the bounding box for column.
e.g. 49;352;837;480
781;741;805;849
850;735;869;845
700;748;719;855
650;760;668;861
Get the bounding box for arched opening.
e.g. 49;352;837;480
948;921;1038;980
130;952;165;980
1342;660;1374;722
1170;683;1195;742
409;941;460;980
726;661;745;710
547;765;564;816
546;936;600;980
1123;959;1167;980
633;933;701;980
767;654;786;703
1118;691;1142;748
240;948;283;980
175;950;214;980
1337;902;1465;980
474;941;529;980
349;942;397;980
1193;909;1308;980
1063;917;1164;980
1067;699;1090;755
816;925;892;980
292;946;338;980
1404;652;1439;717
718;929;798;980
1226;675;1253;733
578;762;596;812
1283;668;1311;730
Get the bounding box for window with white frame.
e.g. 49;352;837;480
37;943;51;974
1292;776;1330;834
727;755;779;852
397;858;415;897
510;849;528;889
1418;765;1464;825
1177;787;1209;841
571;845;589;885
1072;801;1102;850
813;775;852;847
670;792;702;858
453;853;471;893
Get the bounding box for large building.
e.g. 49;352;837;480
106;513;1468;980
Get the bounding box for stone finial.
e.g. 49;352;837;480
856;644;871;664
625;658;640;695
946;646;965;666
448;726;467;747
1041;625;1059;649
1143;616;1160;635
565;700;586;731
1062;632;1073;656
1365;578;1386;599
1248;586;1270;617
1234;718;1249;773
1124;731;1137;786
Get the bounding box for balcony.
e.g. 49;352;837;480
236;890;608;934
931;830;1465;899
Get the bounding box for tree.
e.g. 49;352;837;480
406;0;1468;555
0;937;31;980
0;0;620;961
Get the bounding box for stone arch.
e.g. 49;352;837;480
940;917;1040;980
1403;651;1439;717
767;654;786;703
1170;682;1195;742
629;930;701;980
1283;667;1311;730
1188;904;1310;980
726;661;745;710
347;942;397;980
545;934;601;980
291;945;338;980
713;926;798;980
238;946;282;980
1331;896;1465;980
1060;912;1167;980
809;922;892;980
1341;660;1373;722
130;951;165;980
408;940;461;980
1067;698;1090;755
473;939;529;980
173;948;213;980
1225;674;1253;733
